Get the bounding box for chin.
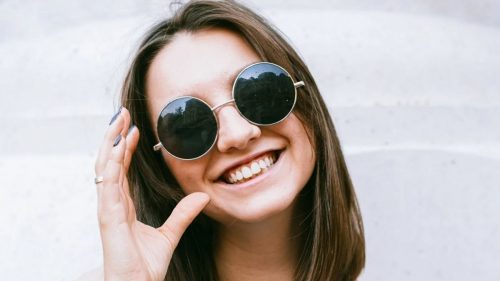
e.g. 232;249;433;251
207;191;300;225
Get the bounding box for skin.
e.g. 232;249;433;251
147;28;315;225
94;109;211;281
91;28;315;281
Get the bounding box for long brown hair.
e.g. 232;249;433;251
120;1;365;280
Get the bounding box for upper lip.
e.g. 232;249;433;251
213;149;281;181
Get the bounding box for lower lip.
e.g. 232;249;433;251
216;150;284;191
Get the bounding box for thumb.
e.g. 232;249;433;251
158;192;210;249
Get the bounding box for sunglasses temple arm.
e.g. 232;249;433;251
153;142;163;151
294;81;305;88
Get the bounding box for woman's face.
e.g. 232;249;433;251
146;28;315;224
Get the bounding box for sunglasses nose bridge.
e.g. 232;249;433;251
214;101;261;153
211;99;235;112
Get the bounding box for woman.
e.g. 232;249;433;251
90;0;365;280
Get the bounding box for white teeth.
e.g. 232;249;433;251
242;167;252;178
230;173;237;183
224;153;278;184
236;171;243;181
265;157;271;166
251;162;261;174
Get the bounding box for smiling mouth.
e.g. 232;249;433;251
219;150;282;184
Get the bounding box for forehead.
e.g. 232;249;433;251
146;28;261;118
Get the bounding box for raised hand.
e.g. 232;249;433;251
94;107;210;281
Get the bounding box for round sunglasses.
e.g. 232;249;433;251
153;62;305;160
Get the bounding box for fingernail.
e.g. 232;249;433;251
109;107;123;125
127;124;136;136
113;135;122;147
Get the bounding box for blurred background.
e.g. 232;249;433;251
0;0;499;280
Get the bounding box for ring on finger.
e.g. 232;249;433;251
94;176;104;184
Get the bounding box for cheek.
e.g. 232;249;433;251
287;115;316;162
163;155;206;193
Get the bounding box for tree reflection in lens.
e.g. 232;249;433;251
159;97;217;159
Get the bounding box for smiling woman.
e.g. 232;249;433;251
147;29;315;225
88;1;365;280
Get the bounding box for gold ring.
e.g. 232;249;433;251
94;176;104;184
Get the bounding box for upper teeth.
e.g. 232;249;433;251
225;154;276;184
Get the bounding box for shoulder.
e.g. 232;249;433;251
74;266;104;281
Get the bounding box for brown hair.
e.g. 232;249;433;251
120;1;365;280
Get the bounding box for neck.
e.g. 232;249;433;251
214;204;302;281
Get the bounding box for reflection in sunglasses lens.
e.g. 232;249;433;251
158;97;217;159
234;63;296;125
156;63;297;159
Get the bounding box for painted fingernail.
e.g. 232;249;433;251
113;135;122;147
127;124;136;136
109;107;123;125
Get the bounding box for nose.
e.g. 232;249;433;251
216;105;261;153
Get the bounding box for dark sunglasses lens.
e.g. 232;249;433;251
157;97;217;159
234;63;296;125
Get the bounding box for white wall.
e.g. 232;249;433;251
0;1;499;280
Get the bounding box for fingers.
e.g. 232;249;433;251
158;193;210;249
121;179;137;224
98;133;128;226
120;109;131;137
123;125;140;174
95;107;141;227
122;124;140;223
95;107;133;175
